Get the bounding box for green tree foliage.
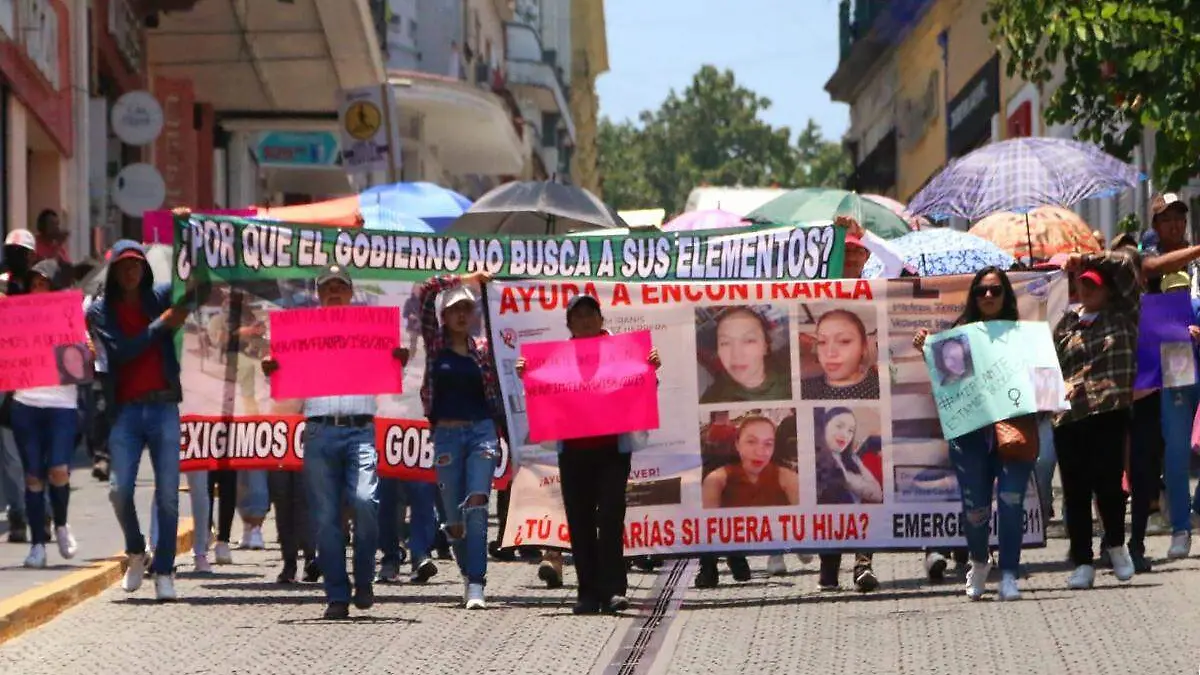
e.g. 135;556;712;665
596;65;850;213
985;0;1200;189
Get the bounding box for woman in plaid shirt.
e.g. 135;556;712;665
417;271;505;610
1053;249;1141;590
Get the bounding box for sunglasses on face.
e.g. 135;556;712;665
971;284;1004;298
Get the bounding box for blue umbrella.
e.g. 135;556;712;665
908;138;1144;221
862;228;1014;278
357;204;434;233
358;182;472;231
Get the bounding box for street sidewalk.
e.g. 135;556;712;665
0;451;194;644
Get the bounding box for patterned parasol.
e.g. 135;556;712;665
969;206;1102;261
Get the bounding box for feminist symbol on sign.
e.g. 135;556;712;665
1007;388;1022;408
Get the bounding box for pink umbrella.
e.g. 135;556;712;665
662;209;748;232
863;194;926;230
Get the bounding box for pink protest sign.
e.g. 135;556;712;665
143;209;256;244
269;306;402;399
521;330;659;443
0;290;92;390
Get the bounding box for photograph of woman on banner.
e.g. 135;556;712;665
799;307;881;400
696;306;792;404
931;335;974;387
700;410;799;509
813;407;883;505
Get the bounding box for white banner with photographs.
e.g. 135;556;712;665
490;274;1069;554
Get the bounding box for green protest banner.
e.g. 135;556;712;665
923;320;1068;439
172;215;846;283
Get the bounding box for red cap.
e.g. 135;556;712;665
844;234;866;250
112;248;146;264
1078;270;1105;287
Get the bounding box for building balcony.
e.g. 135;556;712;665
826;0;936;103
504;21;575;142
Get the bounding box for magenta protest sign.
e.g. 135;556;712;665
269;306;402;399
0;290;92;391
520;330;658;442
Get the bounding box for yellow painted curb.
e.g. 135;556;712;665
0;517;195;646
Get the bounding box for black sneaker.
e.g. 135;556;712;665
605;595;631;614
573;598;602;614
303;559;321;583
353;585;375;610
925;552;948;583
276;563;297;584
633;556;663;572
410;558;438;583
488;540;515;562
1131;551;1152;574
6;512;27;544
854;567;879;592
323;602;350;619
92;459;110;482
376;561;401;584
694;560;719;588
726;556;751;582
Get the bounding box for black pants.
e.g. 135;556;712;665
819;552;873;581
1128;394;1164;556
1055;410;1129;566
83;380;110;463
208;469;238;543
269;471;313;565
558;444;631;603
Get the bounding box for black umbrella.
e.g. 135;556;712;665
447;181;627;235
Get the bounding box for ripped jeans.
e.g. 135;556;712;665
433;420;498;586
949;425;1034;573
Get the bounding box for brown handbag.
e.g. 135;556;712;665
993;414;1039;463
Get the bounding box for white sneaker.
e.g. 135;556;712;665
965;559;990;600
465;582;486;610
23;544;47;568
214;541;233;565
1067;565;1095;590
1166;532;1192;559
247;526;265;550
123;553;148;592
1108;545;1135;581
766;554;788;576
924;551;948;580
55;525;77;559
194;553;212;573
998;571;1021;601
154;574;177;601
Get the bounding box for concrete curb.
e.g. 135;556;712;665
0;518;194;646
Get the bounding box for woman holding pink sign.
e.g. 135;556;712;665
515;293;661;614
9;259;87;568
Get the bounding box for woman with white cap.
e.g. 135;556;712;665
416;271;505;609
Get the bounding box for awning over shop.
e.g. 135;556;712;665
388;70;526;176
147;0;385;112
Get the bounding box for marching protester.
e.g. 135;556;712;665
416;270;505;610
1135;194;1197;560
9;259;85;567
1;230;38;540
262;265;405;618
515;293;662;614
88;238;204;600
377;475;439;585
914;267;1035;600
1053;249;1141;589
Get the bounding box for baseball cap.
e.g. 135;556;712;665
565;293;601;315
1151;193;1189;218
436;284;478;315
1161;271;1190;293
844;234;866;250
3;229;35;250
315;264;352;288
1078;270;1105;287
112;247;147;263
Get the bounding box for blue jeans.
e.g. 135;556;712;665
1161;385;1197;534
236;471;270;520
1034;416;1057;524
10;402;79;545
380;478;438;567
109;402;181;575
949;425;1035;573
433;420;498;585
151;471;210;557
303;422;379;604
